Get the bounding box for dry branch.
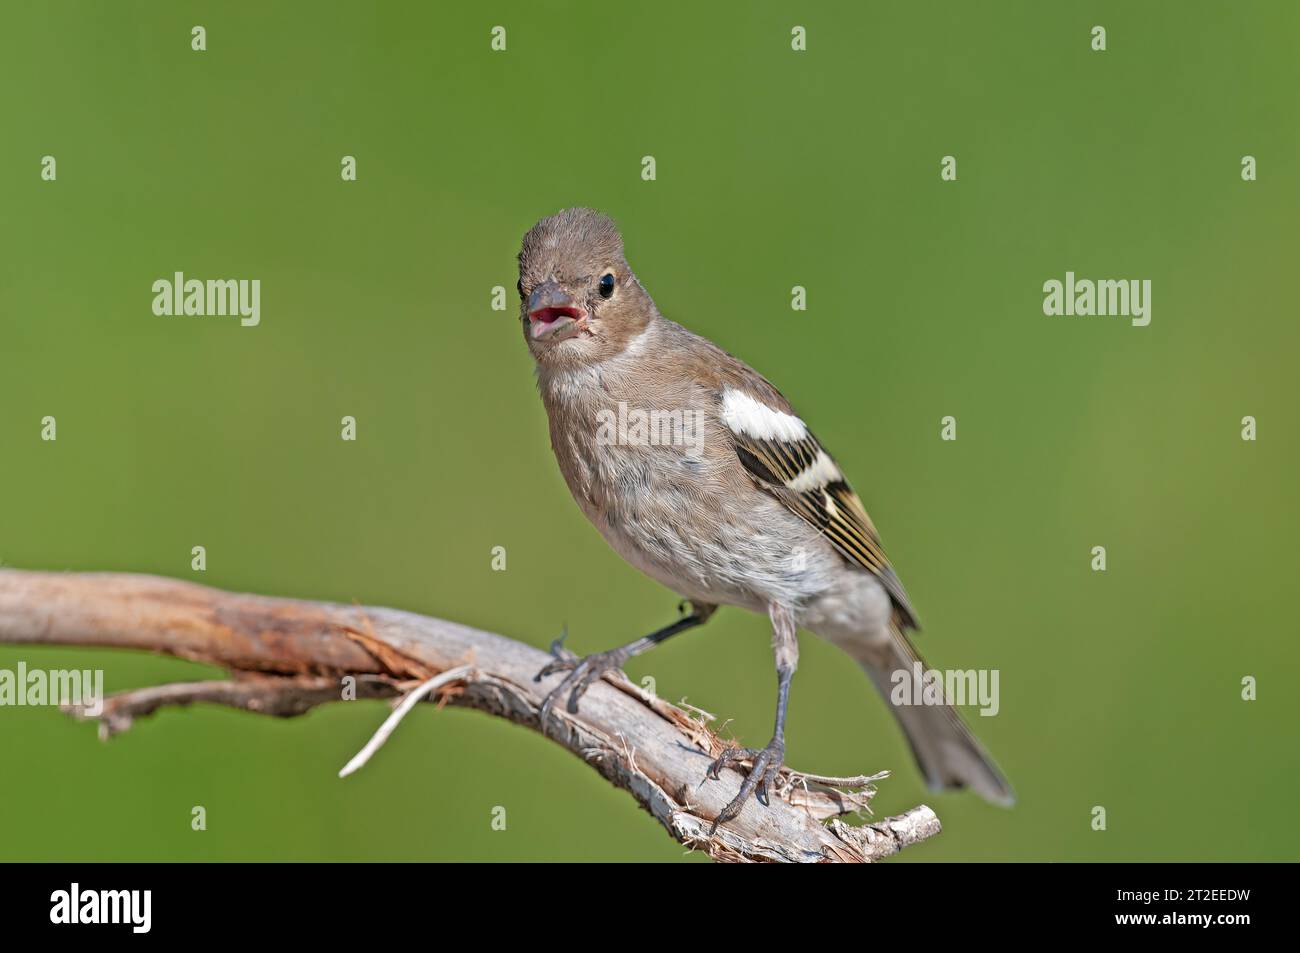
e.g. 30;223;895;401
0;569;941;863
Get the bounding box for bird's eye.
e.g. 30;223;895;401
598;273;615;298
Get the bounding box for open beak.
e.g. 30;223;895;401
528;281;587;342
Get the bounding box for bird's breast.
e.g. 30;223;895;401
536;371;843;612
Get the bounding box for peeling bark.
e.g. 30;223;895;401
0;569;941;863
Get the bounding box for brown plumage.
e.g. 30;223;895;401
518;207;1013;829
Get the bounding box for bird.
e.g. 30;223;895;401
517;207;1013;831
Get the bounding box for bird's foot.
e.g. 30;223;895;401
705;736;786;835
533;631;634;732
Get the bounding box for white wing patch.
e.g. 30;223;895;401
720;389;808;442
786;449;842;492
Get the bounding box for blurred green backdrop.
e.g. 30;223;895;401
2;1;1297;861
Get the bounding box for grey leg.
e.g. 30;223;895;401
534;601;716;731
707;602;798;834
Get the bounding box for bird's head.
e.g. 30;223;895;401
516;208;654;367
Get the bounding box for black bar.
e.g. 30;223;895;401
2;862;1280;939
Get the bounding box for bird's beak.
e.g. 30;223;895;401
528;281;588;342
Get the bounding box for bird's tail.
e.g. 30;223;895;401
846;624;1015;807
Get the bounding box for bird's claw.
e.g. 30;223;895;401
705;738;786;835
534;627;579;681
534;640;632;734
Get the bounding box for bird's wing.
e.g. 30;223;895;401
715;384;920;630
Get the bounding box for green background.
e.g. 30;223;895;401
2;2;1296;861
